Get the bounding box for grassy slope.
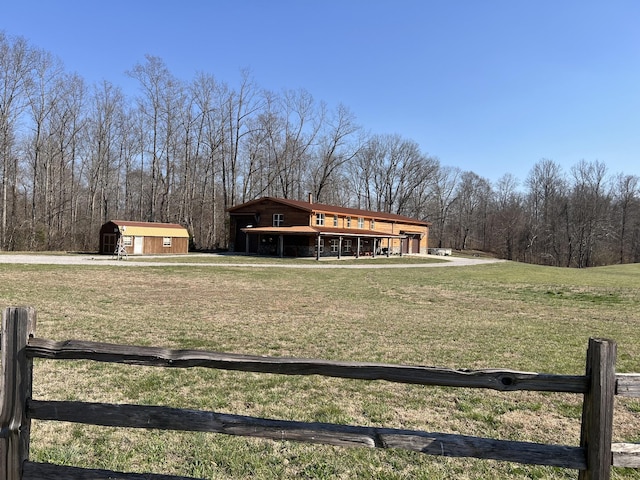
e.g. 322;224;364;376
0;260;639;479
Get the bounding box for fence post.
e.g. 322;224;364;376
0;307;37;480
578;337;617;480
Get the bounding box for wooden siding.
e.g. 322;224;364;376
112;236;189;256
229;201;311;228
329;217;429;254
140;236;189;255
229;201;311;253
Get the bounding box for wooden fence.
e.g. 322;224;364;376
1;306;639;479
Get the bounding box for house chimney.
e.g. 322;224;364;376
308;193;313;204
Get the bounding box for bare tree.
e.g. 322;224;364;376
0;33;36;249
24;47;64;249
612;173;640;264
84;80;126;245
492;173;524;260
569;160;610;267
45;73;86;249
181;73;210;245
352;134;437;215
241;109;273;201
308;103;361;203
220;70;262;211
127;55;181;222
525;159;567;265
265;88;319;199
426;166;460;249
452;171;491;250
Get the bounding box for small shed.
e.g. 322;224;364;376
99;220;190;255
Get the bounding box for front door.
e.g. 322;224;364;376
102;234;116;254
134;236;144;254
411;236;420;254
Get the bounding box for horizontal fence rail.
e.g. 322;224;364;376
1;307;639;479
23;462;205;480
27;399;587;469
616;373;640;398
27;338;590;393
614;373;640;468
611;367;640;473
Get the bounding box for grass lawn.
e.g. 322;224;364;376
1;259;639;479
127;252;449;265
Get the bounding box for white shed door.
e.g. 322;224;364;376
134;236;144;254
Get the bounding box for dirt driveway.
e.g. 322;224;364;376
0;253;504;268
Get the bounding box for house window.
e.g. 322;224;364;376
273;213;284;226
333;215;338;227
343;239;352;253
346;217;351;228
370;219;375;230
315;238;324;253
316;213;325;226
358;217;364;229
330;239;339;253
123;236;133;247
163;237;172;247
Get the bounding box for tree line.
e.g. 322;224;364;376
1;32;639;266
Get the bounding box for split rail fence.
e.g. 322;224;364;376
1;306;640;479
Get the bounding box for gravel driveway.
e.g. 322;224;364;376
0;253;504;268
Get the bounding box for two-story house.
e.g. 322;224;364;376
228;197;430;259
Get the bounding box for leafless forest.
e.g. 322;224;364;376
1;33;638;266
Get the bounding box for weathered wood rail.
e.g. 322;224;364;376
1;307;639;479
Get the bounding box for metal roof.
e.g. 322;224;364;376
228;197;431;226
110;220;190;238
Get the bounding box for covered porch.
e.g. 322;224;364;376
239;226;407;259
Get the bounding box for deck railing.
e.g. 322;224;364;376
1;307;639;479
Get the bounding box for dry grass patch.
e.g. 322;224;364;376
1;261;640;478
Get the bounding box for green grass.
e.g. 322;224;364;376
1;260;639;478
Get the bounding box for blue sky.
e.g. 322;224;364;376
4;1;640;185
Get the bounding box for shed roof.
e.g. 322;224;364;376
109;220;190;238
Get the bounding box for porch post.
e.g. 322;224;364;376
338;237;342;260
316;234;321;261
356;237;361;258
279;235;284;258
387;237;391;257
372;238;376;258
245;232;250;253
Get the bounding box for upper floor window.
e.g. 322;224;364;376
333;215;338;227
316;213;325;226
370;219;375;230
273;213;284;227
358;217;364;229
346;217;351;228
